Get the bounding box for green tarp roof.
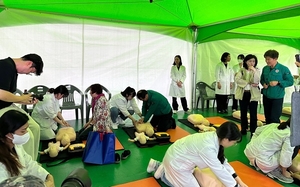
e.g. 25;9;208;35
2;0;300;49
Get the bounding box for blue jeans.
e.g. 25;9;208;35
110;107;134;123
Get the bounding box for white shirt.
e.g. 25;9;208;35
244;123;294;173
0;145;49;183
110;93;141;117
32;93;61;130
162;132;237;187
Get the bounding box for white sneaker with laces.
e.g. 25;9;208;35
267;167;293;183
147;158;160;173
111;122;118;129
154;164;164;179
116;116;125;125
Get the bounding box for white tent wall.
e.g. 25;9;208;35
196;39;299;107
0;21;193;120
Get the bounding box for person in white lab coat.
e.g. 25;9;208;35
0;110;54;186
147;121;248;187
31;85;70;140
215;52;234;114
244;119;294;183
169;55;189;113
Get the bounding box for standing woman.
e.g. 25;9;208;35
235;54;261;135
169;55;189;113
32;85;70;140
215;52;234;114
147;122;247;187
0;110;54;186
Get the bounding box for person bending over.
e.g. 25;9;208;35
244;119;294;183
137;89;175;132
32;85;70;140
147;122;247;187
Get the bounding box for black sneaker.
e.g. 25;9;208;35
115;153;120;164
121;150;131;160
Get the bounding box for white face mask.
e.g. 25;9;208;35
238;59;243;63
7;132;30;145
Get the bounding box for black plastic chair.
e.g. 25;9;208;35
84;85;111;123
61;84;84;124
24;85;49;114
196;81;216;111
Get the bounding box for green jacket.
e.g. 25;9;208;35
260;62;293;99
141;90;172;122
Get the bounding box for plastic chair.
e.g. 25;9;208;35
84;85;111;123
24;85;49;114
61;84;84;124
196;81;216;111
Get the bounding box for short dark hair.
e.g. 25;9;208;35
237;54;245;59
90;84;103;94
220;52;230;62
137;89;148;100
172;55;182;66
22;54;43;76
121;87;136;98
243;54;258;69
264;50;279;59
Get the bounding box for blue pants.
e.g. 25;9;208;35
110;107;134;123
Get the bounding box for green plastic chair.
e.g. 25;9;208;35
196;81;216;111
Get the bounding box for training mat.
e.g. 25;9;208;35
178;118;213;132
230;161;283;187
112;177;161;187
166;126;191;142
39;139;83;163
122;127;161;148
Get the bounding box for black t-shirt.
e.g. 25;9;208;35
0;57;18;109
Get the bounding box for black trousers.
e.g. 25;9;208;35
232;94;238;110
263;95;283;124
216;94;229;112
172;97;188;111
150;110;174;132
239;92;258;134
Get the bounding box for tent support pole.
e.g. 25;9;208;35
191;26;198;109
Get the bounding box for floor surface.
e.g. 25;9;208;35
41;106;297;187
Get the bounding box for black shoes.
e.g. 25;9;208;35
121;150;131;160
115;153;120;164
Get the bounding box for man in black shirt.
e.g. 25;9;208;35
0;54;44;160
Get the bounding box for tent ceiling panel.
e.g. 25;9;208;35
2;0;300;49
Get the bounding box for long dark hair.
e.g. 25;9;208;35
243;54;258;70
121;87;136;98
220;52;230;63
216;122;241;164
0;110;29;176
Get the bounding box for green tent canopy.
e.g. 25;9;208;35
2;0;300;49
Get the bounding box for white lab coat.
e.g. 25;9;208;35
215;62;234;95
110;93;141;117
162;132;237;187
244;123;294;173
0;145;48;183
169;65;186;97
32;93;61;140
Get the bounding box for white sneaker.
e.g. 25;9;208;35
267;167;294;183
147;158;159;173
111;123;118;129
154;164;164;179
116;116;125;125
173;110;178;114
